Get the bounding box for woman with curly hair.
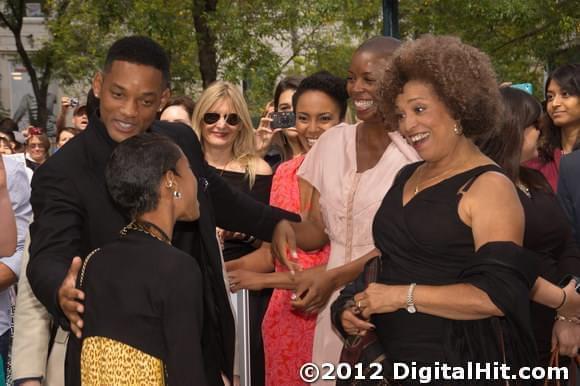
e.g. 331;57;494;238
526;63;580;192
332;35;542;381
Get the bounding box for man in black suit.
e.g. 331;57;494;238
26;36;296;386
558;150;580;247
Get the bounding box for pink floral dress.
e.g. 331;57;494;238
262;155;331;386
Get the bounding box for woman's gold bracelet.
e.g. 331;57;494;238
554;314;580;324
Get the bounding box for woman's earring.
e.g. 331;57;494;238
173;190;182;199
167;181;174;189
453;123;463;136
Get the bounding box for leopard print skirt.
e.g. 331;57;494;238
81;336;165;385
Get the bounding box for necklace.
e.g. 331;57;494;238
120;220;172;245
516;181;531;198
413;165;462;195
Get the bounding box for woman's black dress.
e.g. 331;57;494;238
366;162;538;383
518;169;580;365
214;168;273;386
79;230;206;385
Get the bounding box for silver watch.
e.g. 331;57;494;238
406;283;417;313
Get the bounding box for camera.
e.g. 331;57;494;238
270;112;295;129
69;97;79;108
559;275;580;293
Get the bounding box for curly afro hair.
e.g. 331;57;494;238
379;35;502;139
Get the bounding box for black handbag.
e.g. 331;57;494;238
336;257;392;386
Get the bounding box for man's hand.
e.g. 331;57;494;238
341;308;375;336
58;256;85;338
271;220;300;274
291;269;336;314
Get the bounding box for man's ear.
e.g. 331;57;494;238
159;88;171;112
92;72;103;99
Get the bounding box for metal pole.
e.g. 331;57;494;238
237;289;251;386
382;0;400;38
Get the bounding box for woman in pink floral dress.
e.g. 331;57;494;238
227;71;348;385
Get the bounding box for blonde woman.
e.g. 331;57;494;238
191;80;272;384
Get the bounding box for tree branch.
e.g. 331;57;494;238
491;24;554;53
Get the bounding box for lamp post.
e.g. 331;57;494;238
383;0;400;38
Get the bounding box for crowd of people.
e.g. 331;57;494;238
0;32;578;386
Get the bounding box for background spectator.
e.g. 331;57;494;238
0;154;32;381
262;76;304;170
526;63;580;191
55;127;80;150
25;128;50;171
56;97;88;133
159;95;195;127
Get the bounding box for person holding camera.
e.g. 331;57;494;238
226;70;347;386
56;97;88;133
258;76;305;170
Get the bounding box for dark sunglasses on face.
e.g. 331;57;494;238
203;112;241;126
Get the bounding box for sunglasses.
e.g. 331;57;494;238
203;112;241;126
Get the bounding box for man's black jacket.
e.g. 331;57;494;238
27;116;298;385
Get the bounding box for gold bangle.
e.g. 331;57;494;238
554;314;580;324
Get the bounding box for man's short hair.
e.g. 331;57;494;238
104;36;171;88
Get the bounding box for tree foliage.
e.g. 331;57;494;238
7;0;577;122
399;0;580;97
45;0;382;113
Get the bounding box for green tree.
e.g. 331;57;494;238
399;0;580;97
48;0;200;94
45;0;383;114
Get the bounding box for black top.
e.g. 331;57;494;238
558;149;580;246
27;114;299;386
81;230;206;385
212;168;272;261
519;171;580;364
372;162;537;366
